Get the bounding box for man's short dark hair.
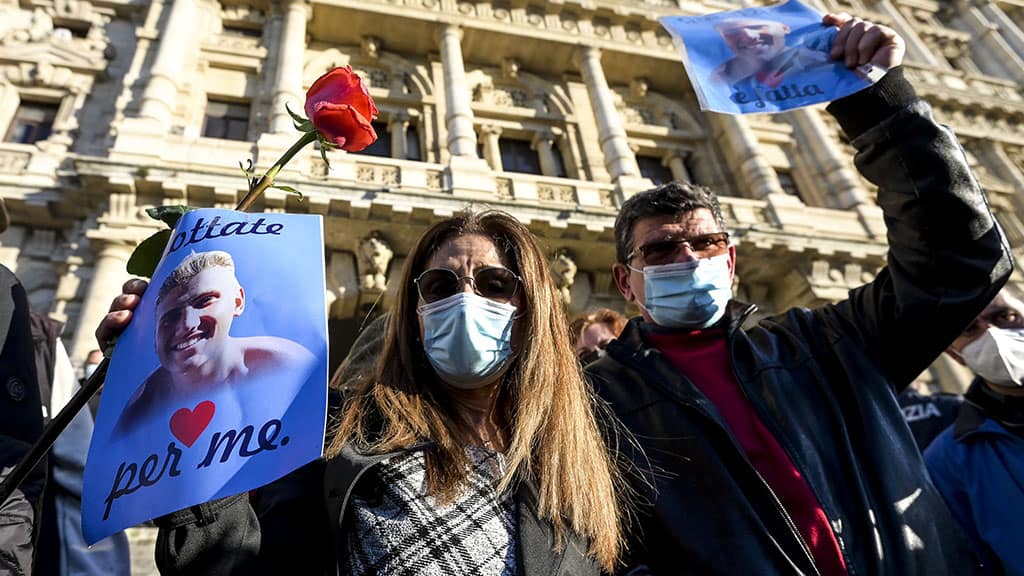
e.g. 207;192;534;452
614;181;728;264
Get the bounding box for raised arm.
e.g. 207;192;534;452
821;16;1013;388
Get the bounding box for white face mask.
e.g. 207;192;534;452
961;327;1024;388
83;363;99;380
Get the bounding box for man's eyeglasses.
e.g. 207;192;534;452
414;266;522;304
627;232;730;266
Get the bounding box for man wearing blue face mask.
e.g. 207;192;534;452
925;285;1024;576
587;12;1013;576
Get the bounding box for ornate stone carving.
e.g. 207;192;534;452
496;177;512;199
0;6;54;46
550;248;577;306
358;232;393;293
426;170;445;191
356;164;401;185
537;183;575;204
0;151;31;173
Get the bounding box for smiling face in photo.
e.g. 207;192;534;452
717;19;790;62
155;266;244;378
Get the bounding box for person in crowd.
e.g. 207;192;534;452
98;210;629;575
586;13;1012;575
113;249;315;436
80;348;104;418
30;314;130;576
0;198;47;575
898;380;963;450
710;17;835;90
570;308;627;365
80;348;103;384
925;284;1024;576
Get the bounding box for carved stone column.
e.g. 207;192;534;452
575;46;640;182
389;112;410;160
137;0;200;129
437;24;478;158
269;0;308;133
876;0;943;66
959;2;1024;82
480;125;502;171
707;114;783;199
666;151;692;183
788;109;867;208
979;1;1024;58
69;238;134;361
532;130;560;177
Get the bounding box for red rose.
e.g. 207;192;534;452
304;66;379;152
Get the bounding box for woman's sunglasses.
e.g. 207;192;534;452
414;266;522;304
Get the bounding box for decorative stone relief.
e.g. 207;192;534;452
0;151;31;173
426;170;445;191
550;248;577;306
560;12;579;34
496;177;512;199
537;183;575;204
0;6;54;45
356;164;400;186
358;231;393;294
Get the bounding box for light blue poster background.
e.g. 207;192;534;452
659;0;882;114
83;209;329;545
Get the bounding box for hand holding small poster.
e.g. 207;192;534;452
659;0;886;114
82;209;329;544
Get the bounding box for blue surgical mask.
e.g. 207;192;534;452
418;292;517;388
630;253;733;329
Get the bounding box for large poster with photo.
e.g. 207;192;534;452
83;208;329;544
659;0;885;114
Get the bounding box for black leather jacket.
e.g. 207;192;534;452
589;69;1012;576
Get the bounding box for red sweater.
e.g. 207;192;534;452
645;328;847;576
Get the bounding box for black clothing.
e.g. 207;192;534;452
0;265;47;575
589;68;1011;576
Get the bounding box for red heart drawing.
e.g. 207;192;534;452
169;401;216;448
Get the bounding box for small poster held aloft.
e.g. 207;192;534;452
83;208;329;545
659;0;886;114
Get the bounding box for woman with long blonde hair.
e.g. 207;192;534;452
99;209;628;575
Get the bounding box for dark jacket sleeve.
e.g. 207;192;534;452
0;265;47;576
154;458;333;575
823;67;1014;389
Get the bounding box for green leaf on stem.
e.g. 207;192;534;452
144;205;193;229
270;184;304;199
286;104;315;132
126;229;172;278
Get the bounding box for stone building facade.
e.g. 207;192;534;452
2;0;1023;398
